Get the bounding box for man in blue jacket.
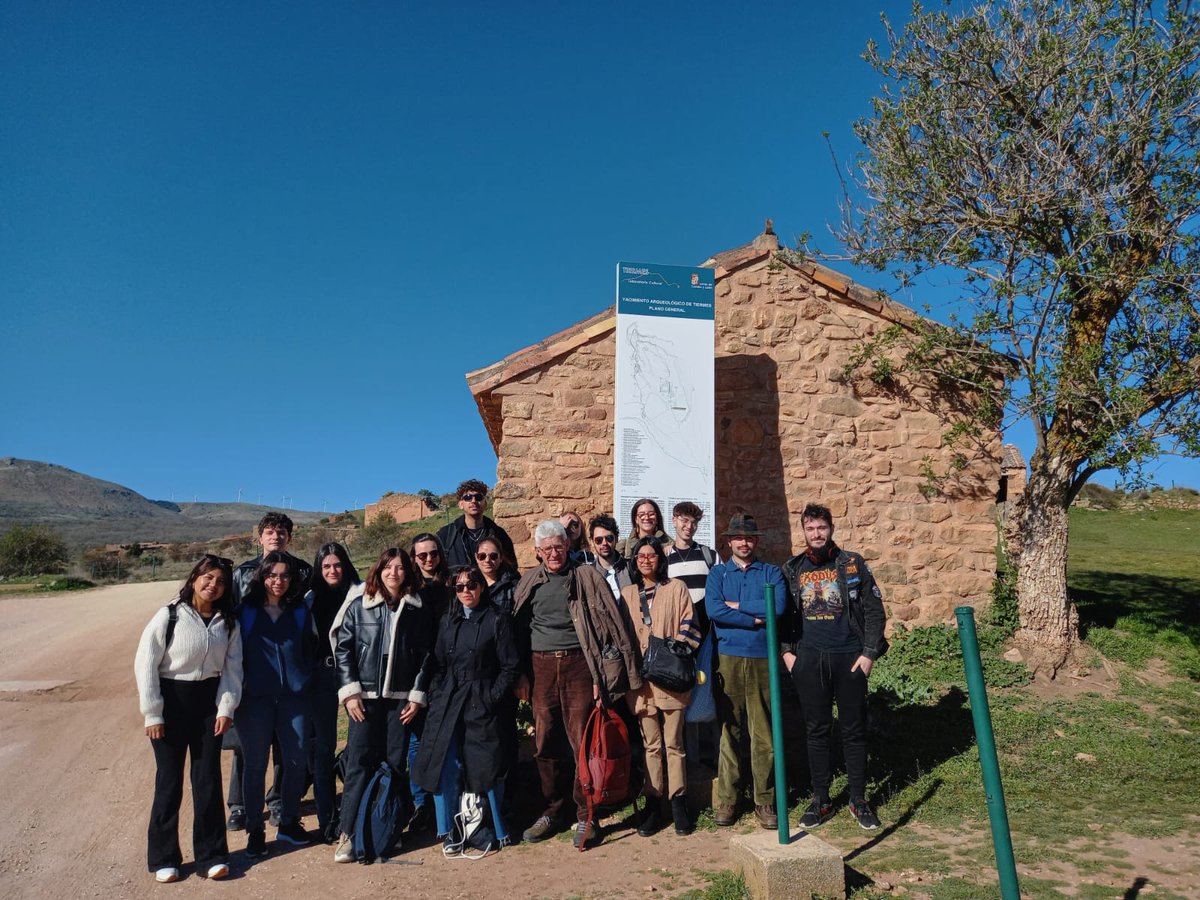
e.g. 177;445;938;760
704;513;788;830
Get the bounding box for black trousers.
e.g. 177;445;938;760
791;648;870;802
339;698;413;835
147;678;228;872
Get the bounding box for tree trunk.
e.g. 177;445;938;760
1012;452;1080;676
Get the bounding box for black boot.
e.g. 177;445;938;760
671;797;693;836
637;799;665;837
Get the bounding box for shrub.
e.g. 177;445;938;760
0;525;69;577
82;549;126;581
352;513;406;556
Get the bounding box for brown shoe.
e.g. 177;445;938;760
713;805;737;827
755;805;778;830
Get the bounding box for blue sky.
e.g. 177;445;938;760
3;1;1197;513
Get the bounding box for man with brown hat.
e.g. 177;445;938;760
704;512;788;829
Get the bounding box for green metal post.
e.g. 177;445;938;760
955;606;1021;900
763;583;789;844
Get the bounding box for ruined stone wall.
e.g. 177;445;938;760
490;259;1000;625
364;494;431;527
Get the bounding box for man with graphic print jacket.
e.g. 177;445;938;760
782;503;887;833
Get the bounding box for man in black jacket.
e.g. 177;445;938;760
225;512;313;833
435;479;516;569
231;512;312;604
782;503;886;833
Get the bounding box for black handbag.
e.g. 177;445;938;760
637;586;695;693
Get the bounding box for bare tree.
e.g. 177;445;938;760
830;0;1200;673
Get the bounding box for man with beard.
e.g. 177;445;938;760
782;503;887;832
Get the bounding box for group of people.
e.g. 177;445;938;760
134;479;887;882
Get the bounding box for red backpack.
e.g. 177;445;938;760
576;703;631;850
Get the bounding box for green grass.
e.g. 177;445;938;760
1068;506;1200;677
676;870;749;900
0;574;96;593
812;507;1200;897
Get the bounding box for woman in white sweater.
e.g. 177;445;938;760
134;554;243;884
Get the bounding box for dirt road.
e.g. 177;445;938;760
0;583;736;899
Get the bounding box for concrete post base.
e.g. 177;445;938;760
730;829;844;899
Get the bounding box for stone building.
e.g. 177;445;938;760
364;492;433;527
466;227;1003;624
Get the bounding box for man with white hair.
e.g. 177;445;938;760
512;519;642;848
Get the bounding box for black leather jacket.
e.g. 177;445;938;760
436;515;517;570
331;584;437;705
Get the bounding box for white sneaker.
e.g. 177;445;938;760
154;867;180;883
333;833;355;863
205;863;229;879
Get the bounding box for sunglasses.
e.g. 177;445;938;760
460;492;486;502
476;552;500;562
593;534;616;544
454;580;481;593
415;550;440;561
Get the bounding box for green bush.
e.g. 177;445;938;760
352;513;407;557
0;525;69;577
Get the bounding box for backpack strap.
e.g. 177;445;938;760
636;587;654;627
699;544;716;569
353;765;382;862
164;601;180;651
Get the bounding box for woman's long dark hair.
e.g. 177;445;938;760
629;536;669;588
475;536;517;580
630;498;664;536
365;547;420;603
178;553;236;633
309;542;360;602
410;532;451;587
246;550;300;609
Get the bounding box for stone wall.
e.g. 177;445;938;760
487;257;1000;626
364;493;431;527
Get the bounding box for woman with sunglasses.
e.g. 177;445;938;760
330;547;436;862
619;498;668;557
411;532;451;592
413;566;519;850
474;536;519;617
135;554;241;883
621;537;701;837
235;551;316;859
305;542;361;843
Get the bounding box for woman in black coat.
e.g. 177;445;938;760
412;566;519;847
475;536;518;616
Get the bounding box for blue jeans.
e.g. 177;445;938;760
236;693;308;832
431;738;508;843
309;665;341;830
407;714;428;809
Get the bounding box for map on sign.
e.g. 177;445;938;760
621;320;712;479
614;261;715;548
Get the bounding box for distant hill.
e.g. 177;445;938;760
0;458;323;548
